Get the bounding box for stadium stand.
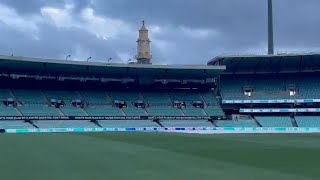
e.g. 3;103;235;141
220;75;292;100
160;120;213;127
0;108;20;116
205;54;320;129
60;106;88;116
0;104;21;116
169;90;201;102
108;91;149;116
142;91;171;106
201;92;225;116
214;119;257;127
98;120;159;128
297;76;320;99
0;89;13;100
44;90;81;105
123;106;148;116
12;89;47;104
201;92;218;105
80;91;112;105
204;106;224;116
182;106;207;116
0;121;34;129
255;116;293;127
219;74;320;102
34;120;97;128
85;105;125;116
109;91;141;101
295;116;320;127
18;104;62;116
146;106;184;116
2;53;320;130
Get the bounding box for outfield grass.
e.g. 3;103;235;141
0;133;319;180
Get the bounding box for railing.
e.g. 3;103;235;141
240;108;320;113
222;99;320;104
0;116;211;121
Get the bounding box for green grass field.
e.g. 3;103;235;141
0;132;319;180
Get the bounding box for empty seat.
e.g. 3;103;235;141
123;107;147;116
0;121;34;129
202;92;219;106
142;92;171;106
295;116;320;127
146;107;183;116
220;75;291;100
85;106;125;116
161;120;213;127
0;104;20;116
60;106;88;116
80;91;111;105
13;89;46;104
108;91;141;102
182;106;206;116
44;90;80;105
255;116;292;127
98;120;159;128
0;89;13;101
34;120;97;128
214;119;257;127
204;107;224;116
18;104;62;116
169;90;201;102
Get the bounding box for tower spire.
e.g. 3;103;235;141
135;21;152;64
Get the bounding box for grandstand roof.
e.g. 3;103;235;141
0;55;225;79
208;53;320;74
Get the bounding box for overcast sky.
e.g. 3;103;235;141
0;0;319;65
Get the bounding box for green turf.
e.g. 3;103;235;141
0;133;319;180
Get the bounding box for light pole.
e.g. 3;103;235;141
87;57;92;62
268;0;274;55
107;58;112;62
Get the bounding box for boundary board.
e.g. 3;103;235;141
2;127;320;134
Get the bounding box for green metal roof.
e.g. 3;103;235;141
0;55;225;79
208;53;320;73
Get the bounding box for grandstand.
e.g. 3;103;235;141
208;53;320;129
1;48;320;180
255;116;293;127
295;116;320;127
0;53;320;130
0;55;226;130
0;58;319;180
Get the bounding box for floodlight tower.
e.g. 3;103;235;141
268;0;274;55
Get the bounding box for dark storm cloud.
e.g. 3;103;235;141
0;0;319;65
0;0;45;14
92;0;268;45
273;0;320;50
0;0;91;14
0;24;121;61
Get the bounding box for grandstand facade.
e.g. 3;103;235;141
0;55;225;130
1;52;320;131
209;53;320;128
